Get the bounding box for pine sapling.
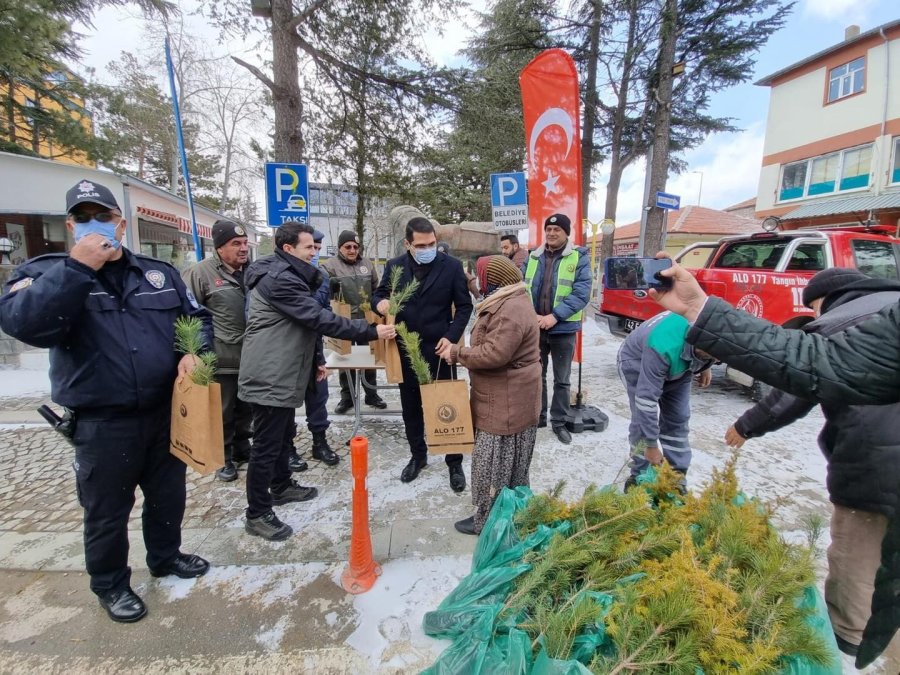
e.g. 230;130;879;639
395;322;432;385
388;266;419;315
174;316;217;386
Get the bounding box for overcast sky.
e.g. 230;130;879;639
77;0;899;232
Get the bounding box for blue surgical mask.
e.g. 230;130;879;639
74;219;120;249
311;252;320;267
414;246;437;265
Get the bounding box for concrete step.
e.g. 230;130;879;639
17;348;49;370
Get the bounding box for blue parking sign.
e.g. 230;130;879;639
490;172;527;207
490;172;528;231
265;162;310;227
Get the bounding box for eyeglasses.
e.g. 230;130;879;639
342;244;360;250
72;211;117;224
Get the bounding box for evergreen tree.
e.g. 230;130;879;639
0;0;170;161
579;0;792;259
412;0;555;223
91;54;222;203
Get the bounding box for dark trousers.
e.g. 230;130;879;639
217;373;252;462
398;351;462;467
304;376;329;434
72;405;185;595
539;331;576;428
247;404;295;519
339;339;379;402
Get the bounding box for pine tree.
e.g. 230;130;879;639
497;459;834;672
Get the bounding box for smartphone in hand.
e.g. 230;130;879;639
603;257;673;291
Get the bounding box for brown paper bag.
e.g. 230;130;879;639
383;313;404;383
421;379;474;455
365;310;385;363
170;378;225;474
326;299;352;355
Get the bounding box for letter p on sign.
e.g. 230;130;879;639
497;177;518;206
275;168;299;201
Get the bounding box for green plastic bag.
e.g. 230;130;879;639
423;483;843;675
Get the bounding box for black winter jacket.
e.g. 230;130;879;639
687;291;900;668
238;251;376;408
733;284;900;518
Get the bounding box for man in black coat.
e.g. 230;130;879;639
723;268;900;659
373;217;473;491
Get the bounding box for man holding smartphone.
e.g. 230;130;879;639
523;213;592;444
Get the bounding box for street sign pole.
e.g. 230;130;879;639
165;37;201;263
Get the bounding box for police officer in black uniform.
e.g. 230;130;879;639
0;179;212;623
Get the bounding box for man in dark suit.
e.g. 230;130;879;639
373;217;473;492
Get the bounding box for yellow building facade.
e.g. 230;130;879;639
0;69;96;168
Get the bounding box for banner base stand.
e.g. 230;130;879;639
565;404;609;434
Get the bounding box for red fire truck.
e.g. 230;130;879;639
597;222;900;396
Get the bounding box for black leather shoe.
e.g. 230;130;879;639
334;399;353;415
400;458;427;483
288;451;308;472
311;432;339;466
454;515;478;535
449;464;466;493
552;425;572;444
216;461;238;482
365;396;388;409
98;587;147;623
150;553;210;579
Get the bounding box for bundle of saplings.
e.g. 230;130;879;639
423;459;840;674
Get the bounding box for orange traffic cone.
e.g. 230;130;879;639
341;435;382;594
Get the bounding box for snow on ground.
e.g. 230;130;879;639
0;365;51;398
336;555;470;670
4;316;884;671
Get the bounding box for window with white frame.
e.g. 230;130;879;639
827;57;865;102
892;137;900;184
778;144;872;201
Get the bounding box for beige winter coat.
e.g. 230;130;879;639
450;283;541;435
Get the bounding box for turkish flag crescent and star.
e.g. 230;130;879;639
520;49;583;248
520;49;584;363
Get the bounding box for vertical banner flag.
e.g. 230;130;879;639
520;49;583;249
520;49;584;362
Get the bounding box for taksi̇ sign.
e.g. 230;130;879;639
490;172;528;231
655;191;680;210
265;162;310;227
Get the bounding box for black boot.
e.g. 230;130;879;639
289;450;308;472
449;464;466;492
334;398;353;415
311;431;339;466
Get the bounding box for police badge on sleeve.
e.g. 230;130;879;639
145;270;166;289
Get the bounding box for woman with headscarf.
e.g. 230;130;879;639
436;255;541;535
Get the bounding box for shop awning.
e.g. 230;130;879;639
781;193;900;220
136;206;212;239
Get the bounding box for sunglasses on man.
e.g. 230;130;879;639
71;211;117;224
